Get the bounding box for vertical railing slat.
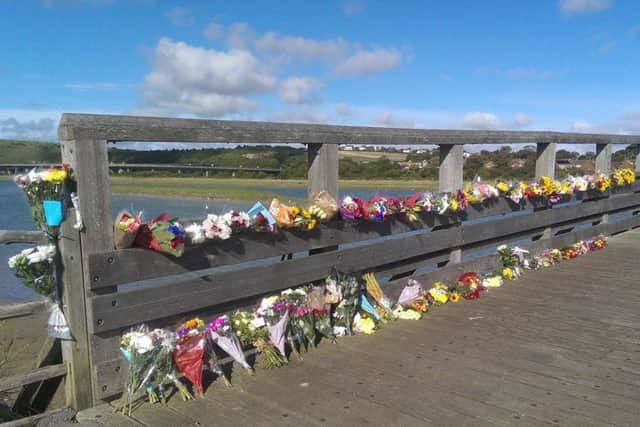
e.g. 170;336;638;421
535;142;557;241
595;143;613;224
307;143;339;203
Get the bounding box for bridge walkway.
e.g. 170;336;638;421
78;229;640;427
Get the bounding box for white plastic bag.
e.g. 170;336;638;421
47;303;72;340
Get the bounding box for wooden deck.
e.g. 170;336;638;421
77;229;640;427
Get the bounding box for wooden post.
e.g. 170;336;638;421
595;143;613;224
308;143;338;202
595;143;612;174
439;144;464;263
635;145;640;177
308;143;338;255
59;115;116;408
535;143;556;180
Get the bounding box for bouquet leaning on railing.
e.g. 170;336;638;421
135;213;185;257
281;288;316;352
207;315;254;376
8;244;57;296
307;286;335;343
231;310;287;369
256;296;292;361
173;318;208;396
329;271;360;337
147;329;193;405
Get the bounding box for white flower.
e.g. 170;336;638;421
27;169;43;184
250;316;265;328
202;214;232;240
129;333;154;353
185;223;206;244
8;254;19;268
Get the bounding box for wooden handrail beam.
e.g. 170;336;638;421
59;113;640;145
0;230;46;244
0;364;67;393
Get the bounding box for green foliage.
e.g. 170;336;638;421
0;140;61;163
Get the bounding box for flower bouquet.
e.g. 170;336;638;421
309;191;338;221
8;244;57;296
256;296;291;360
339;196;364;222
307;286;335;342
281;288;316;352
202;214;232;240
247;202;277;233
135;213;185;257
173;318;208;395
114;210;142;249
457;272;485;300
13;165;73;238
269;198;295;228
146;329;193;405
207;315;253;375
427;281;450;305
330;271;360;336
115;327;163;415
232;311;287;369
362;272;395;319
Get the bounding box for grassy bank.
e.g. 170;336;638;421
110;176;438;201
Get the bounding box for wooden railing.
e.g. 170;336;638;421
53;113;640;409
0;230;68;422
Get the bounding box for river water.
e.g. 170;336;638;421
1;180;417;301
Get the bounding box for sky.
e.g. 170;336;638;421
1;0;639;146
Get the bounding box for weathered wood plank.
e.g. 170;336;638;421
0;299;49;320
0;364;67;392
58;113;640;145
308;143;338;202
57;210;94;410
0;229;45;244
535;142;557;179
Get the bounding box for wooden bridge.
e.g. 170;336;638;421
3;113;640;425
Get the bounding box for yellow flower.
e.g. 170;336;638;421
496;181;509;193
502;267;514;280
394;307;422;320
356;316;376;334
290;206;300;216
42;168;67;184
483;276;503;288
301;208;311;219
449;199;459;212
449;292;460;303
306;219;316;230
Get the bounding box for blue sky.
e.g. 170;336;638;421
1;0;639;144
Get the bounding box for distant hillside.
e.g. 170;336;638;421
0;140;61;163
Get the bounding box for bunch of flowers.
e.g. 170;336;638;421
309;191;338;221
464;179;500;205
231;311;287;369
539;176;562;204
135;213;185;257
589;236;607;250
290;206;317;231
114;211;142;249
329;271;360;336
427;282;450;305
207;315;253;375
393;278;428;319
281;288;316;353
306;286;335;342
362;272;395;319
352;312;377;334
482;275;504;288
339;196;364;222
589;173;611;193
457;272;486;300
255;296;291;360
13;165;74;238
8;244;57;296
173;318;208;395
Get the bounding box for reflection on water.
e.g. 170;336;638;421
1;180;418;301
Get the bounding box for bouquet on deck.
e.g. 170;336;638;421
135;213;185;257
330;271;360;336
256;296;291;360
232;310;287;369
362;272;395;319
281;288;316;354
8;244;57;296
115;327;163;414
146;329;193;405
394;278;428;318
114;210;142;249
207;315;253;375
173;318;207;395
307;286;335;342
427;281;451;305
13;165;74;239
457;272;486;300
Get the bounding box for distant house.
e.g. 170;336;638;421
341;145;354;151
556;159;573;170
511;159;526;169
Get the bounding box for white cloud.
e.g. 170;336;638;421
279;77;322;104
140;38;276;117
572;119;594;132
512;113;533;127
460;112;503;130
64;82;133;90
595;40;617;55
371;111;415;128
208;22;405;76
559;0;612;15
333;48;403;77
0;117;56;140
165;6;194;27
254;32;349;62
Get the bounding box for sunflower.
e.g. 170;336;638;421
449;292;460;303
